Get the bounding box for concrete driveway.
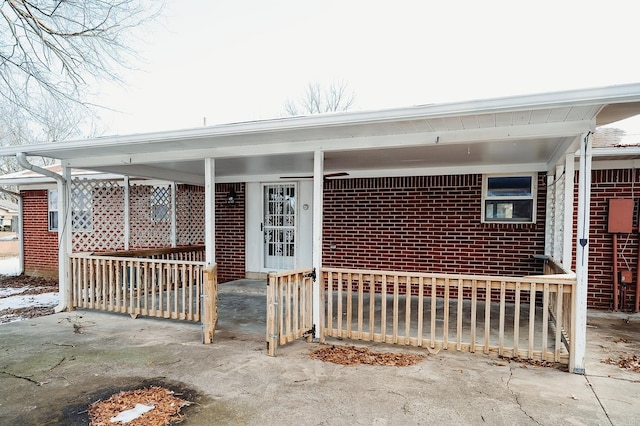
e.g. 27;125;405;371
1;284;640;425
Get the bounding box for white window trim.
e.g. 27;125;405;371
481;173;537;224
48;189;58;231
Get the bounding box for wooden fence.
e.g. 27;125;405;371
266;268;314;356
69;252;210;324
320;268;575;364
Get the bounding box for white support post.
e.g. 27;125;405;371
312;150;324;340
572;132;592;374
124;176;130;250
170;182;177;248
563;152;575;270
205;158;216;269
57;165;72;312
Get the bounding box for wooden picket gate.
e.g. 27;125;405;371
266;268;314;356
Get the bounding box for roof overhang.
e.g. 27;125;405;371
2;83;640;185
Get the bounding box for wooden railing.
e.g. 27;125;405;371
96;246;206;262
320;268;576;364
266;268;314;356
70;252;207;322
543;258;576;353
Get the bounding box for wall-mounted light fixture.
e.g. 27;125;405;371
227;188;237;204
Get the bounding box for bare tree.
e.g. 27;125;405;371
0;98;95;175
284;81;355;116
0;0;161;117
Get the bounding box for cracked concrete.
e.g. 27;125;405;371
0;285;639;425
506;365;542;425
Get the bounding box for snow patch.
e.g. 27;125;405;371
110;403;155;423
0;286;29;297
0;292;58;311
0;257;20;276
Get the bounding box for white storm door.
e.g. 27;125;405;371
263;183;297;270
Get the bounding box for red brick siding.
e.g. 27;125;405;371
322;174;547;277
215;183;245;283
21;189;59;278
574;169;640;310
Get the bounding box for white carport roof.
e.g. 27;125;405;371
2;83;640;185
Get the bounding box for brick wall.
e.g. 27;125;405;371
575;169;640;310
322;174;547;277
21;189;59;278
215;183;245;282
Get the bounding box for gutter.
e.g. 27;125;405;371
15;153;69;313
0;188;23;276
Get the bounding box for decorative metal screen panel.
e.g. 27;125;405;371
264;184;296;270
129;183;172;248
177;185;205;246
71;178;126;252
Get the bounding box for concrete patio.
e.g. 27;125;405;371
1;280;639;425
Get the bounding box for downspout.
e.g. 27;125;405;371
15;153;70;313
0;188;23;275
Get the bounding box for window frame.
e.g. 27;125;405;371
151;186;170;223
481;173;537;224
48;189;58;231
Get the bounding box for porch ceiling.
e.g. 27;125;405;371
2;83;640;185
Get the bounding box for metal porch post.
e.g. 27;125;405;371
124;176;130;251
572;132;592;374
312;150;324;340
170;182;177;248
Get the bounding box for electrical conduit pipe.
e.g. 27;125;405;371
15;153;70;313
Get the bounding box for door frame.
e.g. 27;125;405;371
245;181;313;276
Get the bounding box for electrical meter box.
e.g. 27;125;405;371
620;269;633;284
608;198;634;233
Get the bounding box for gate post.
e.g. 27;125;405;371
202;265;218;344
266;272;278;356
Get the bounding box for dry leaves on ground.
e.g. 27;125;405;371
88;386;189;426
0;275;58;289
310;345;426;366
1;275;58;323
0;306;55;323
601;354;640;372
498;355;567;371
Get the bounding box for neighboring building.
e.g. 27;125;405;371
0;199;18;231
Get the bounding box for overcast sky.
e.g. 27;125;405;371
91;0;640;137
